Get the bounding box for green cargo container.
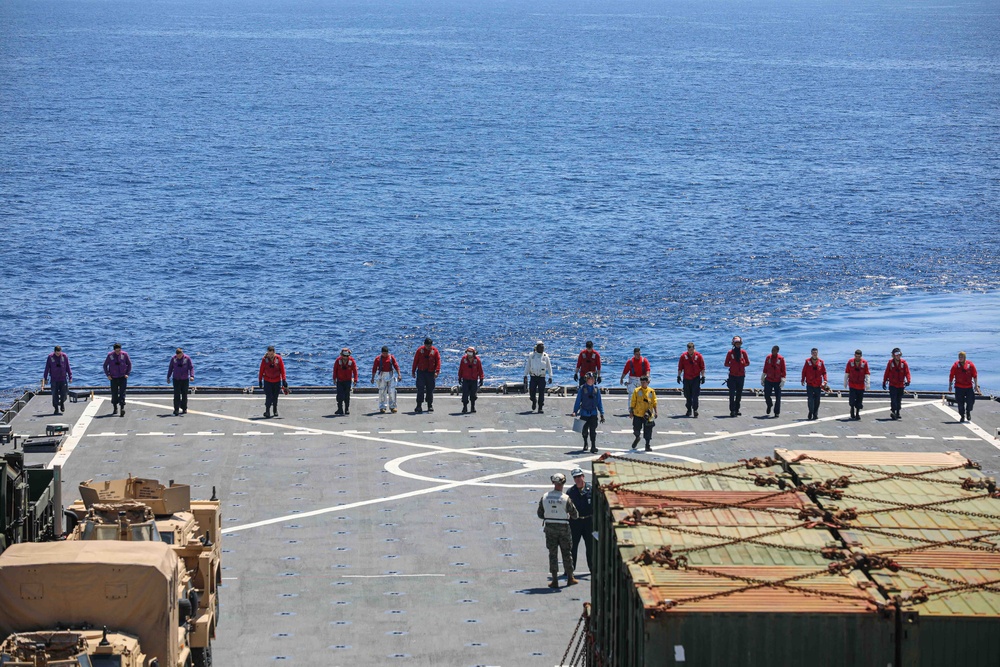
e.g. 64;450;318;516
0;452;56;553
590;451;1000;667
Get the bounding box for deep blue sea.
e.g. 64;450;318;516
1;0;998;394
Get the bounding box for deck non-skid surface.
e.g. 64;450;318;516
6;392;1000;666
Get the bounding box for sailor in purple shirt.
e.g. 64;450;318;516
166;348;194;416
43;345;72;415
103;343;132;417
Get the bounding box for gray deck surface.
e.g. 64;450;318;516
5;389;1000;667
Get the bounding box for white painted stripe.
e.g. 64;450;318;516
516;428;554;433
468;428;507;433
751;433;790;438
932;402;1000;451
944;436;979;441
663;431;696;435
800;433;838;438
380;430;417;434
426;429;462;433
234;431;274;436
184;431;221;436
137;432;167;436
88;432;124;437
47;397;105;469
897;435;934;440
847;435;887;440
342;430;371;434
705;431;730;435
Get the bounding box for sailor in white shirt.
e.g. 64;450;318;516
523;340;554;413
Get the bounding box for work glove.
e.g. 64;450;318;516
523;375;528;383
371;378;376;384
700;376;706;385
599;415;605;423
259;381;263;389
574;373;579;382
779;379;785;389
620;378;625;385
865;377;870;391
547;378;552;386
882;382;887;390
843;374;850;390
676;375;682;385
904;381;910;387
597;375;602;384
478;379;483;388
282;380;288;388
760;373;766;387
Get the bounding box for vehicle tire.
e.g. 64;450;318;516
192;645;212;667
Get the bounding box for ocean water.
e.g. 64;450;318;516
1;0;998;392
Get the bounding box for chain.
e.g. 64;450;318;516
845;492;1000;521
616;486;802;519
843;525;1000;555
559;604;587;667
895;567;1000;594
627;519;824;558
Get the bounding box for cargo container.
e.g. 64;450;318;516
589;450;1000;666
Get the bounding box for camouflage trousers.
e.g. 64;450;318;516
544;523;573;575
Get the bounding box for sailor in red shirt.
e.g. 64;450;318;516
949;351;980;423
620;348;651;396
676;342;706;417
258;345;287;419
724;336;751;417
371;346;402;414
882;347;911;421
801;348;828;420
333;348;359;415
843;350;871;420
411;337;441;413
575;341;602;385
760;345;786;418
458;347;485;413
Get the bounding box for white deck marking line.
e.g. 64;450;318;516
944;436;980;441
425;429;462;434
898;435;935;440
801;433;838;438
751;433;790;437
516;428;554;433
664;431;697;435
234;431;275;436
88;433;125;437
341;574;445;578
847;435;887;439
468;428;507;433
185;431;221;436
637;401;939;451
47;397;105;469
932;401;1000;452
137;432;168;436
380;430;417;434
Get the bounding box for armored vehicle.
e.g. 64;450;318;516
0;452;57;554
0;541;197;667
0;628;148;666
65;477;221;666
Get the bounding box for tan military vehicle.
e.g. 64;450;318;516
0;628;147;666
64;477;221;667
0;541;196;667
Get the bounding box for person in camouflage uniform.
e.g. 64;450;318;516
537;472;579;589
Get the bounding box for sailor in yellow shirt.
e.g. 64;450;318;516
629;376;658;452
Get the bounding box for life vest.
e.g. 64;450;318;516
541;490;571;523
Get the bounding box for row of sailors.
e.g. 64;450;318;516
40;339;982;423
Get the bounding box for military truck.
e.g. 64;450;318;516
0;541;197;667
0;452;57;554
64;477;221;667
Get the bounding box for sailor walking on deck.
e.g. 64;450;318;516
949;351;980;423
801;348;828;420
412;338;441;414
258;345;287;419
677;342;705;418
629;376;657;452
574;341;602;385
167;348;194;416
42;345;72;415
523;341;553;413
567;468;594;574
371;346;401;414
844;350;871;420
882;348;911;420
572;372;604;453
725;336;750;417
458;347;484;413
620;347;650;397
761;345;786;418
104;343;131;417
333;348;359;415
537;473;579;589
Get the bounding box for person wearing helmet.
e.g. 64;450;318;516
412;337;441;413
620;347;650;397
882;348;910;420
258;345;287;419
567;468;594;573
371;346;402;414
572;372;605;453
458;347;485;413
724;336;750;417
333;348;359;415
949;351;980;423
629;376;658;452
575;341;602;385
537;472;579;589
844;350;871;420
677;342;706;418
523;341;553;413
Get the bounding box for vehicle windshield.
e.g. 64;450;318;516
81;524;120;540
89;655;122;666
129;523;160;542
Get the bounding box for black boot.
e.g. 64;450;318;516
335;404;344;415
